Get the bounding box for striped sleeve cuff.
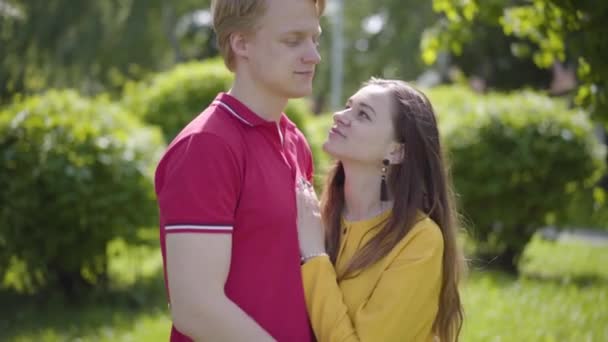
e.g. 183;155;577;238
164;224;233;234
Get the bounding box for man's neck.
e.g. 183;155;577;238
228;73;288;123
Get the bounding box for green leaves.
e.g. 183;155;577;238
0;90;164;293
0;0;213;102
122;59;233;142
427;85;606;263
425;0;608;124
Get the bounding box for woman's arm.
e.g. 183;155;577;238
301;223;444;342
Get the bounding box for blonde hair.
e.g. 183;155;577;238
211;0;325;71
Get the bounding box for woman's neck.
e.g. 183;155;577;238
342;161;392;221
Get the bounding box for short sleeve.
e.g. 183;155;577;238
156;133;242;234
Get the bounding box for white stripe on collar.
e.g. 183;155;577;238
213;100;253;127
277;123;284;145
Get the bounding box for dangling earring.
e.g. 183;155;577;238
380;159;389;201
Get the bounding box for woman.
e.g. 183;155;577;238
296;78;465;342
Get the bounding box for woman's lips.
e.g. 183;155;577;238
329;126;346;138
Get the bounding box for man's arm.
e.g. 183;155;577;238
157;133;274;341
166;233;274;341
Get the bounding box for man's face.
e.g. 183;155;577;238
244;0;322;99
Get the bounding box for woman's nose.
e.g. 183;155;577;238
333;109;350;126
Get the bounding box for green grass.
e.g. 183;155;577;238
1;291;171;342
519;234;608;283
0;235;170;342
462;272;607;341
2;235;608;341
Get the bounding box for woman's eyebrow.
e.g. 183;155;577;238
359;102;377;116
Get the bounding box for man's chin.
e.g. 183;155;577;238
284;81;313;97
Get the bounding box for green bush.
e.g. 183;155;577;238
306;113;333;188
123;58;314;141
122;58;233;142
0;90;164;294
284;98;313;133
427;86;606;269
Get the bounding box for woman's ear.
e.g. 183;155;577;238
387;143;405;164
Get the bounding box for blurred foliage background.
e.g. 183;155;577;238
1;0;607;340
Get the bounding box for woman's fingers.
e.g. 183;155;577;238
296;178;315;197
295;191;320;220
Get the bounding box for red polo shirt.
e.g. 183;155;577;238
155;93;314;342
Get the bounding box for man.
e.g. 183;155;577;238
154;0;325;340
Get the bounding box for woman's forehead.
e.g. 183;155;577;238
351;86;392;111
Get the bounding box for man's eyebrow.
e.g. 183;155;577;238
282;28;322;37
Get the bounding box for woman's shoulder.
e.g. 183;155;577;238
397;214;444;256
413;214;442;238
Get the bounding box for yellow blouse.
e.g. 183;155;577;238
301;210;444;342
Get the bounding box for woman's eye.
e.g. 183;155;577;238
358;111;370;120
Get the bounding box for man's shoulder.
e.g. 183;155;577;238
163;105;247;158
178;105;244;143
155;105;246;181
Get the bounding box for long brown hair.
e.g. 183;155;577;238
320;78;465;342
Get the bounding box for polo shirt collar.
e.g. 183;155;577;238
213;93;295;130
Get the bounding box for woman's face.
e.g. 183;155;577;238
323;84;400;165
